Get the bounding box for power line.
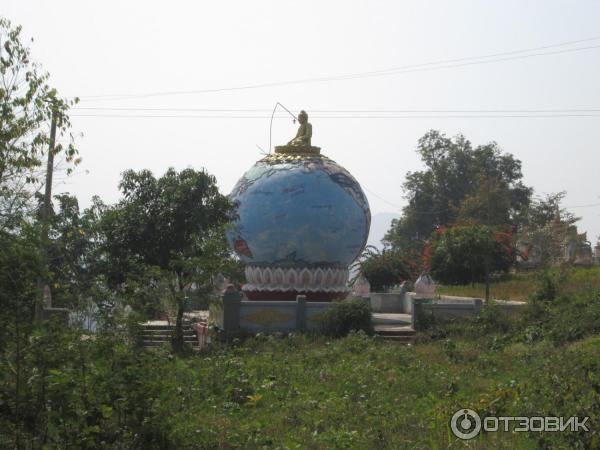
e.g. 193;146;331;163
358;186;466;216
361;186;404;211
77;36;600;101
70;113;600;119
72;107;600;113
564;202;600;209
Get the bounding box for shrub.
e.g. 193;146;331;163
353;246;412;292
428;224;514;284
531;268;569;302
319;298;373;337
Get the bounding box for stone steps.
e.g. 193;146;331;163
140;322;201;349
143;339;199;347
375;326;415;336
376;330;416;344
373;318;416;344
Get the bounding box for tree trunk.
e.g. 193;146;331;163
172;273;185;353
173;296;185;353
484;255;491;302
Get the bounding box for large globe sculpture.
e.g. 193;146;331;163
227;141;371;301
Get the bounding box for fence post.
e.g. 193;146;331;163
412;298;430;331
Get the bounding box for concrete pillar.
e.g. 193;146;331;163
296;295;306;331
222;285;242;333
411;298;422;330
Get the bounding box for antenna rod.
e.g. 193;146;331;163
269;102;297;153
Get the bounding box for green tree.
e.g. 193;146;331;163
516;191;580;268
0;227;46;446
0;20;82;445
0;17;79;230
384;130;531;250
427;224;514;285
100;168;236;352
456;176;512;226
523;191;578;230
43;193;106;309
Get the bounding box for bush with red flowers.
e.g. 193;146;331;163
428;224;514;284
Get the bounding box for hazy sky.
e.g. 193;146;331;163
5;1;600;244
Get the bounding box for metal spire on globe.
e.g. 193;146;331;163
227;110;371;301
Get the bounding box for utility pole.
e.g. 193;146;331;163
485;176;492;303
42;109;57;229
39;108;57;311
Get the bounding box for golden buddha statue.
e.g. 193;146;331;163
273;109;320;157
288;110;312;148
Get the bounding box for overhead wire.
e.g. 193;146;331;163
76;36;600;101
71;107;600;113
61;36;600;216
361;186;405;211
564;203;600;209
69;113;600;119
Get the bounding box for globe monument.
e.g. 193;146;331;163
227;110;371;301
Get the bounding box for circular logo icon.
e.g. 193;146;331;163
450;408;482;440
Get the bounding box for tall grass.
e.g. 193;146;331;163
436;266;600;301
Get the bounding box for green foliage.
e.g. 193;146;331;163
352;246;413;291
2;310;599;449
0;17;79;229
384;130;531;250
424;281;600;350
43;193;105;308
456;176;512;226
0;323;182;449
522;191;579;230
517;192;582;268
318;298;373;337
99;167;237;351
531;267;569;302
0;227;44;350
100;168;235;285
428;224;514;284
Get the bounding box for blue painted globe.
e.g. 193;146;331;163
227;152;371;273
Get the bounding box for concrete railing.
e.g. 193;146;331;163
412;297;483;330
220;288;336;335
369;289;525;312
411;296;526;330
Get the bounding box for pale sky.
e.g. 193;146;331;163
5;1;600;244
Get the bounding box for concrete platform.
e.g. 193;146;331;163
372;313;412;326
374;325;414;333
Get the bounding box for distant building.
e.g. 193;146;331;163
516;210;594;269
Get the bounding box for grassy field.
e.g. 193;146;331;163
436;266;600;301
158;332;598;449
3;275;600;449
